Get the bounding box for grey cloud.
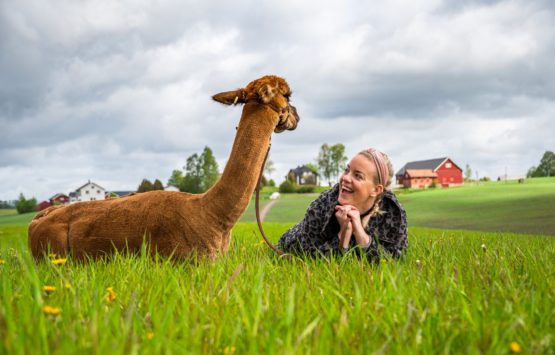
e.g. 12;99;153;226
1;0;554;200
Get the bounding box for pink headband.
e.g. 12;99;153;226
366;148;389;186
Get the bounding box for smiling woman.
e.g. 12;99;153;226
277;148;408;262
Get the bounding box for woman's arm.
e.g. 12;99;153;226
361;206;408;262
277;187;340;256
343;198;407;262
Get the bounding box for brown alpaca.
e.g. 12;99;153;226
28;75;299;260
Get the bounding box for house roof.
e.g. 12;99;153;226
396;157;448;176
405;169;438;178
109;191;134;197
50;193;69;200
289;165;318;176
74;180;106;192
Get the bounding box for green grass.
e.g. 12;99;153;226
1;180;554;353
240;193;320;223
241;178;555;236
0;209;17;216
396;177;555;236
0;223;553;353
0;211;36;225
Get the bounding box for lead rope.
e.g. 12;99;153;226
255;144;285;255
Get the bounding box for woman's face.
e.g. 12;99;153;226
338;154;384;212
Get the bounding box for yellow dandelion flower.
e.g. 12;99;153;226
42;285;56;294
48;253;57;259
510;342;522;353
0;259;5;265
223;346;236;354
105;287;117;304
64;282;72;289
51;258;67;266
146;332;155;340
42;305;62;316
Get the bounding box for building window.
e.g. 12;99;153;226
445;163;452;168
97;190;101;194
86;190;89;194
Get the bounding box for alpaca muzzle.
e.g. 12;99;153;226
275;104;299;133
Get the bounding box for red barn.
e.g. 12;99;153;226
50;193;70;205
37;201;52;211
396;157;463;188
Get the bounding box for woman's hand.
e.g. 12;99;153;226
335;205;352;229
335;205;353;249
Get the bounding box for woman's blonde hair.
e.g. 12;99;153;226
358;149;394;190
357;149;394;226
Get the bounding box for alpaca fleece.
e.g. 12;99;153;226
28;75;299;260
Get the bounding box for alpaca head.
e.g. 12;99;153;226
212;75;300;133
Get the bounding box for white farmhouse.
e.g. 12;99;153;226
70;180;106;203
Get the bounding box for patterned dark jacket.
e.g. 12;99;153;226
277;184;408;262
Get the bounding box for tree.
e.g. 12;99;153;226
167;170;184;188
137;179;154;193
317;144;334;186
176;146;220;193
464;164;472;181
317;143;347;185
153;179;164;190
15;193;37;214
527;151;555;177
526;166;537;178
305;163;319;175
330;144;348;182
200;146;219;191
182;153;203;193
264;158;275;179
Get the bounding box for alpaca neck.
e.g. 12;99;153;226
204;103;278;233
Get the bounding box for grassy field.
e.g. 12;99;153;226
0;210;16;216
242;178;555;236
0;210;36;225
1;179;554;353
397;177;555;236
0;223;553;353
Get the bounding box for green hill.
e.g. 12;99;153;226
0;210;36;225
397;177;555;236
242;177;555;236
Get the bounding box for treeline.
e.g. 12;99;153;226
16;194;37;214
164;143;349;195
0;200;16;209
137;179;164;193
167;146;220;193
527;151;555;178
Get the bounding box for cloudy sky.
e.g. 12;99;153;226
1;0;554;201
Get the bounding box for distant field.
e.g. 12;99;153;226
3;178;554;235
0;211;36;225
241;178;555;236
0;209;16;216
397;177;555;236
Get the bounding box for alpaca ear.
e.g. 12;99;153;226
212;89;245;105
